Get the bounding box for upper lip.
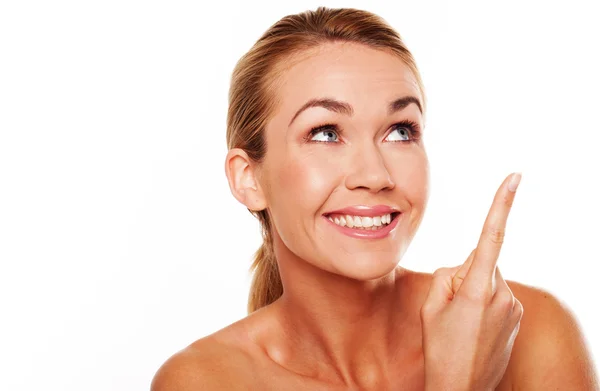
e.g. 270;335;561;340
324;204;400;217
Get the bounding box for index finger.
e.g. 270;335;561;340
463;172;521;291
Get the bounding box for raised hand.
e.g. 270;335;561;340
421;173;523;391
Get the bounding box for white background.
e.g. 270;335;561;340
1;0;598;389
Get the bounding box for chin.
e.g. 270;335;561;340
328;253;401;281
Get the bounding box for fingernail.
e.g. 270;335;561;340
508;172;522;192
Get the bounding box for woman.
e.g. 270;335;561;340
152;7;598;390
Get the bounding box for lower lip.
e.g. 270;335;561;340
324;214;401;239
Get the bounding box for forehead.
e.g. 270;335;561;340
272;42;422;116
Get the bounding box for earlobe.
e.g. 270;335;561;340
224;148;267;211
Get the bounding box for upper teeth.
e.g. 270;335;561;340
327;213;392;228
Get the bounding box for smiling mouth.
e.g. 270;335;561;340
324;212;401;230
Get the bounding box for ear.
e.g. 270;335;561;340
224;148;267;211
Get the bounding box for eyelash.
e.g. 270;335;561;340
304;119;422;144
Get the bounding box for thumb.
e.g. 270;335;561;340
422;265;462;315
452;249;477;294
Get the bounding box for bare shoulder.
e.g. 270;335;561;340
413;270;598;390
504;280;599;390
150;324;259;391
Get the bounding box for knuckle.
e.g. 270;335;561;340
433;267;451;277
484;226;505;244
501;192;515;208
462;286;494;304
494;291;515;311
420;303;436;319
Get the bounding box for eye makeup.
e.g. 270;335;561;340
304;119;422;144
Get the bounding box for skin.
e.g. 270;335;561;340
151;42;599;390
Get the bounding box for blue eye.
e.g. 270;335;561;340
384;120;422;143
385;126;411;142
305;120;421;144
309;128;339;143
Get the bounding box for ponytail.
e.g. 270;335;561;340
247;209;283;314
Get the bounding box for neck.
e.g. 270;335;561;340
270;243;423;388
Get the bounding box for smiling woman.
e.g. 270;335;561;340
151;6;598;390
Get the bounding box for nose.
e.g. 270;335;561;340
344;142;395;193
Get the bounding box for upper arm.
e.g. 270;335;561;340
151;348;217;391
508;282;599;390
150;340;246;391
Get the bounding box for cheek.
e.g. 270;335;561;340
388;150;430;204
275;153;340;211
266;153;340;253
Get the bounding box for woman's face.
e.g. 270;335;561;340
257;42;429;280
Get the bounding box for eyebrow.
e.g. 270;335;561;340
288;96;423;126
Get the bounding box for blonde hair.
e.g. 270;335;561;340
225;7;427;314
